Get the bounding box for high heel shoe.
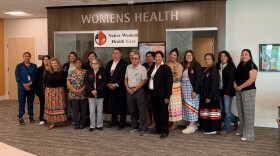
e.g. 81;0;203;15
169;123;177;130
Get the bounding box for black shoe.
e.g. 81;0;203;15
89;128;94;132
19;118;25;125
29;116;35;123
151;130;161;134
97;127;103;131
160;133;168;139
107;122;117;128
80;126;85;129
117;125;125;130
74;125;80;129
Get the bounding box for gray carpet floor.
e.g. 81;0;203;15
0;100;279;156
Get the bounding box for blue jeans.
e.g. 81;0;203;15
220;96;238;132
88;98;104;128
18;89;35;118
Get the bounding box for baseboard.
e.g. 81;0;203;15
0;95;6;101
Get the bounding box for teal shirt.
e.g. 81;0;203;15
15;62;37;90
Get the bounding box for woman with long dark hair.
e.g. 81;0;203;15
181;50;202;134
166;48;183;130
234;49;258;141
34;55;51;125
216;51;239;134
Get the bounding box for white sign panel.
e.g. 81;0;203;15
94;30;138;47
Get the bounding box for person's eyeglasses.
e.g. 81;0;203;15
92;63;98;65
131;58;138;60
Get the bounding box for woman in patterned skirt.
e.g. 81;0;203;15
181;50;202;134
44;58;67;129
166;48;183;130
200;53;221;134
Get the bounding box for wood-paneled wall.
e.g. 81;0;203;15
0;19;5;96
47;1;226;56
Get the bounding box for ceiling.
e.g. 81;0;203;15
0;0;185;19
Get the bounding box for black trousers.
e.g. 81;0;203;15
151;96;169;134
109;90;127;126
70;99;88;127
127;88;147;130
38;95;45;121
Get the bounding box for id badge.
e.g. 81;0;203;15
28;75;31;81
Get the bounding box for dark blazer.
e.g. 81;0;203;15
187;62;202;94
62;62;70;74
147;63;173;99
84;68;107;98
201;65;219;100
34;66;46;98
216;62;236;96
105;59;128;91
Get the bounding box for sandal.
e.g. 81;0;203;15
49;124;56;130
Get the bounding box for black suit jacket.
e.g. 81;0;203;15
216;62;236;96
147;63;173;99
105;59;128;92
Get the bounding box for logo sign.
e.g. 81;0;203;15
95;31;107;46
94;30;138;47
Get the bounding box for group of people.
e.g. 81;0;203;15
15;48;258;141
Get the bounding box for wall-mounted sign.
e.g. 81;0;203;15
81;11;179;24
94;30;138;47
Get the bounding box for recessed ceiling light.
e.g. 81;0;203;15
3;11;31;16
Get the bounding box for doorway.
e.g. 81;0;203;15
8;38;35;100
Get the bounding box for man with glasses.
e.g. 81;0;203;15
125;52;148;136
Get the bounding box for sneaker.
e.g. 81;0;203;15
29;116;35;123
19;118;25;125
39;121;45;125
139;130;148;136
218;130;229;135
235;132;242;136
203;131;217;135
182;126;197;134
128;127;139;133
97;127;103;131
241;137;247;141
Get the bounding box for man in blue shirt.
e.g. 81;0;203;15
15;52;37;125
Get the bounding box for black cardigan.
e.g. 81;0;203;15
34;66;46;98
216;62;236;96
147;63;173;99
84;68;107;98
187;62;202;94
201;65;220;100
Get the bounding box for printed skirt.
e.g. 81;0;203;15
44;87;67;123
199;99;221;132
168;82;182;122
181;80;200;121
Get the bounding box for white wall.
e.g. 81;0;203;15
226;0;280;128
4;18;48;98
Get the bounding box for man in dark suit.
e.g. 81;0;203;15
105;48;128;130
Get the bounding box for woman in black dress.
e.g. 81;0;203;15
34;55;50;125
